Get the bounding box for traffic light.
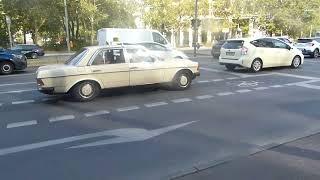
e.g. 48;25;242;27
191;19;201;28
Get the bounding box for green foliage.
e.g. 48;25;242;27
0;0;136;50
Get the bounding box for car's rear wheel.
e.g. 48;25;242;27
171;71;192;90
0;62;14;75
291;56;301;68
251;59;263;72
225;64;236;71
31;53;38;59
312;49;319;58
71;81;100;102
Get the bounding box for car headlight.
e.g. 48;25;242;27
13;54;24;59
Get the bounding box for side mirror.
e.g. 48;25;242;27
287;46;292;50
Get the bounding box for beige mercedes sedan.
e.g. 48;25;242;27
36;45;200;101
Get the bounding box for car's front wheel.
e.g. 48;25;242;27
171;71;192;90
291;56;301;69
312;49;319;58
251;59;263;72
31;53;38;59
0;62;14;75
71;81;100;102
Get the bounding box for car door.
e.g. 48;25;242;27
271;39;292;66
255;38;279;67
89;48;130;88
126;48;164;86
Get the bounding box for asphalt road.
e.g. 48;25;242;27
1;52;320;180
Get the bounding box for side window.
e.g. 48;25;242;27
91;49;125;65
152;32;167;45
272;39;289;49
126;48;156;63
261;39;275;48
251;39;268;47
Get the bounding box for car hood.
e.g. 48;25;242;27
37;64;79;79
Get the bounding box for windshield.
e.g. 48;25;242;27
64;48;88;65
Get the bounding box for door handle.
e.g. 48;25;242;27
92;69;102;73
130;67;138;70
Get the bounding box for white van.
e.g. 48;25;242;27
97;28;170;47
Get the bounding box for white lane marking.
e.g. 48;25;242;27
0;82;36;87
254;87;270;90
200;67;247;77
117;106;140;112
211;79;224;82
49;115;75;122
84;110;110;117
145;102;168;108
273;72;320;80
0;73;35;78
0;89;37;95
171;98;192;103
236;89;252;93
7;120;37;129
196;95;214;100
217;92;234;96
226;77;240;80
285;80;320;86
0;121;197;156
12;100;35;105
197;80;210;83
294;84;320;90
270;85;284;88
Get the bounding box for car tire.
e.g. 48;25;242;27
251;59;263;73
225;64;236;71
71;81;100;102
312;49;319;58
0;62;14;75
291;56;301;69
31;53;38;59
171;71;192;90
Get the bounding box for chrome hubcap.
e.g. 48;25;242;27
80;84;93;97
2;64;11;72
253;61;261;71
315;51;319;58
293;58;300;67
180;75;189;87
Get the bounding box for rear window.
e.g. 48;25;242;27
298;39;312;43
222;40;244;49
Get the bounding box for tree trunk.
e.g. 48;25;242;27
23;30;27;44
32;28;38;44
76;17;80;40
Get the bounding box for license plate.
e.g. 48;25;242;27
226;52;235;56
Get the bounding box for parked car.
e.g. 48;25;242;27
12;44;45;59
294;38;320;58
211;40;226;58
36;45;200;101
137;42;189;59
219;37;304;72
314;37;320;43
0;48;27;75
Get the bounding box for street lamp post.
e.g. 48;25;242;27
193;0;198;57
64;0;71;52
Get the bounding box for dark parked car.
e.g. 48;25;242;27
12;44;45;59
0;48;27;75
211;40;226;58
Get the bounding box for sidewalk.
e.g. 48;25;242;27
175;133;320;180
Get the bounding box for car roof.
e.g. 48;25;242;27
84;45;148;51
